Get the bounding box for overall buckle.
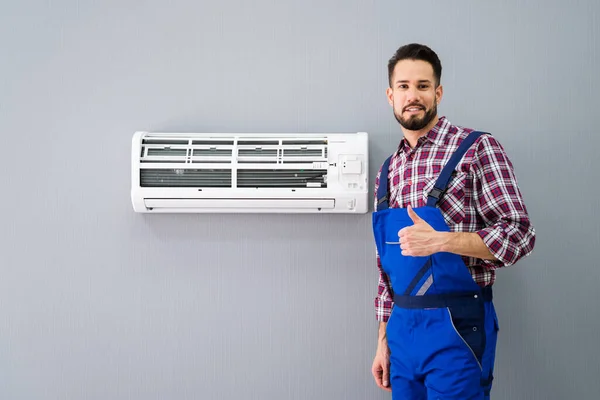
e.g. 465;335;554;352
428;187;446;201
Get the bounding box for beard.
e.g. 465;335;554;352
394;99;438;131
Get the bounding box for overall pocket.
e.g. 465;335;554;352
446;301;486;369
480;303;500;396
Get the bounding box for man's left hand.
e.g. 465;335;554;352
398;205;446;257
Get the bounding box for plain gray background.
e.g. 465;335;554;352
1;1;598;399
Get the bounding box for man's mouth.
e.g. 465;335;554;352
404;105;425;112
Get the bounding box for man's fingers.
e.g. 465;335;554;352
372;364;383;387
382;363;390;388
398;227;410;238
372;361;392;392
371;363;392;392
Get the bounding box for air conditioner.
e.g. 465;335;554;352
131;131;369;213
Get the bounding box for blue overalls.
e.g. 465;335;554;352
372;131;499;399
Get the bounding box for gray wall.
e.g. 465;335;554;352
1;1;598;399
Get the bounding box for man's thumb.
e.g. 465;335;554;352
407;204;422;224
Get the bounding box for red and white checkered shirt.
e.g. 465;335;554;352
373;116;536;322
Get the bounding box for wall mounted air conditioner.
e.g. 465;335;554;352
131;131;368;213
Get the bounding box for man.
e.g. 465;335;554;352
370;43;536;399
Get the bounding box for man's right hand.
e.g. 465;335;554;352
372;345;391;392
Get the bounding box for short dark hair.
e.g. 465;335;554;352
387;43;442;87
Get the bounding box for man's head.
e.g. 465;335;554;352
386;44;443;132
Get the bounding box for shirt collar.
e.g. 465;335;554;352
397;116;450;152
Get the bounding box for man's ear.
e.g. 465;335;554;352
386;87;394;107
435;84;443;105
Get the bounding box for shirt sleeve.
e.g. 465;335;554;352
373;163;394;322
375;248;394;322
472;135;536;268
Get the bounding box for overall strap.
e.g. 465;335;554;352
426;131;487;207
375;155;393;211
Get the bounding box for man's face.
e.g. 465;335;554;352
386;59;443;131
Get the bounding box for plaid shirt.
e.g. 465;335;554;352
373;116;536;322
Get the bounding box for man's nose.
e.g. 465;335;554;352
405;88;421;103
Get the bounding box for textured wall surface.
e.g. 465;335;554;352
1;1;598;399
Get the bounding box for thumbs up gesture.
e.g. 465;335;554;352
398;205;444;257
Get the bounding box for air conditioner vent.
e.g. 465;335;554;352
141;169;232;187
283;149;323;157
237;169;327;188
192;149;232;157
280;147;326;164
147;148;187;157
238;149;278;156
282;139;328;145
141;146;188;163
192;139;234;145
237;148;278;164
238;140;280;145
143;139;189;145
190;148;232;163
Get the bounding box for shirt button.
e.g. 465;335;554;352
407;180;412;185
